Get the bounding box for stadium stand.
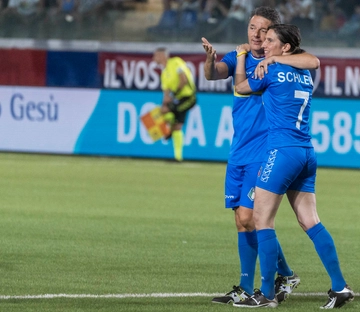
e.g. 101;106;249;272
0;0;359;46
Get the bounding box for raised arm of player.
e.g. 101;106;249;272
234;45;253;95
201;37;229;80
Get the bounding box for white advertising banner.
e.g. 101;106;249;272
0;86;100;153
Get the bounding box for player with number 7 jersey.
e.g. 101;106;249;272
249;68;313;149
233;24;354;309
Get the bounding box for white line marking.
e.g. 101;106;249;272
0;292;358;300
0;293;219;300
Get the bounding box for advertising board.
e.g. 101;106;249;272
0;87;358;168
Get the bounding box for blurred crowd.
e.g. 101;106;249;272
0;0;144;38
0;0;359;45
148;0;360;46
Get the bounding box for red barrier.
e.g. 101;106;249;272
0;49;46;86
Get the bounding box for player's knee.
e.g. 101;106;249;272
240;217;255;231
237;211;255;231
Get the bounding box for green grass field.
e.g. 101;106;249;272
0;153;359;311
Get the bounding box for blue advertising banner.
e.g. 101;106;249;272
46;51;100;88
310;98;360;168
74;90;234;161
73;90;360;168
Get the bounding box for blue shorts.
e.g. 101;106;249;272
256;147;317;195
225;162;262;209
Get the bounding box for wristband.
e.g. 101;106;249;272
236;51;247;58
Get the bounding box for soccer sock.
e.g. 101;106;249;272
257;229;278;300
238;230;258;294
172;130;183;161
306;222;346;291
277;241;293;277
163;112;175;124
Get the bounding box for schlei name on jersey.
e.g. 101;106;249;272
277;72;313;86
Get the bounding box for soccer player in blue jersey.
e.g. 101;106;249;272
202;6;319;305
233;24;354;309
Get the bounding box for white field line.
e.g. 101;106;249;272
0;292;359;300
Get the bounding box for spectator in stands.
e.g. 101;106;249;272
77;0;104;37
338;0;360;20
161;0;201;14
319;0;346;35
201;0;232;23
289;0;316;35
339;3;360;46
57;0;78;21
147;0;200;37
276;0;292;23
48;0;79;39
162;0;178;11
8;0;44;16
163;0;174;10
0;0;45;37
203;0;254;43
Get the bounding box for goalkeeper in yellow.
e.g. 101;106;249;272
153;47;197;162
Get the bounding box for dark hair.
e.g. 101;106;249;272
251;6;281;25
268;24;306;54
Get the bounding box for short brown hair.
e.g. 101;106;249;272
251;6;281;25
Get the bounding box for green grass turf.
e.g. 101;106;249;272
0;153;359;311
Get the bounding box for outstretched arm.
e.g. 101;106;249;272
255;52;320;78
276;52;320;69
201;37;229;80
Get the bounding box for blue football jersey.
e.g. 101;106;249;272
221;51;268;165
248;63;314;149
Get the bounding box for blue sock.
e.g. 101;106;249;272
257;229;278;299
306;222;346;291
238;231;258;294
277;241;293;277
